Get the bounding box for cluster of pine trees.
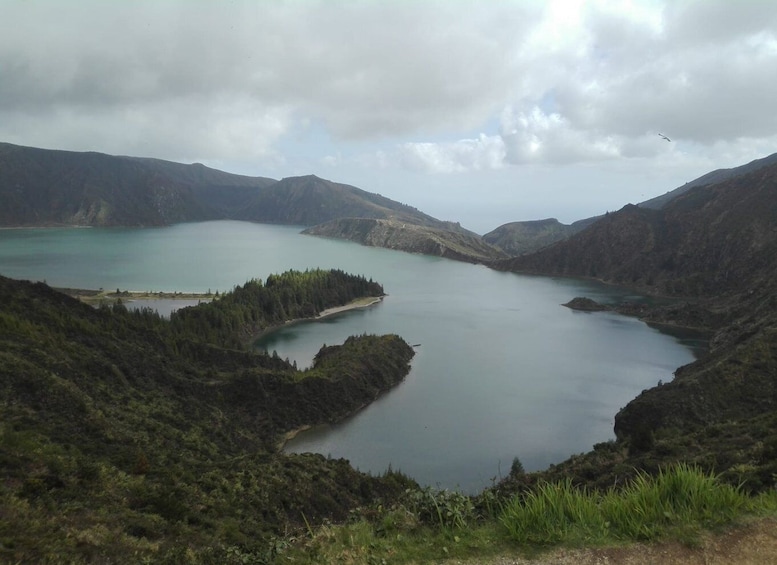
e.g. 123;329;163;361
168;268;384;348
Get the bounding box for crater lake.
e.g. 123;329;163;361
0;220;699;492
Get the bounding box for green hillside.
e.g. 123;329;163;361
0;270;415;562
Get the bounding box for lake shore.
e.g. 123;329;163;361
58;288;383;313
58;287;214;304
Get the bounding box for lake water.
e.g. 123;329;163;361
0;221;699;492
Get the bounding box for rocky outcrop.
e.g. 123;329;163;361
562;297;610;311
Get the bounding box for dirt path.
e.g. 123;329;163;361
445;517;777;565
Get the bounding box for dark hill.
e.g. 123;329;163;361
483;217;595;256
492;160;777;496
0;142;444;229
493;163;777;298
0;142;273;226
484;151;777;256
639;151;777;210
235;174;448;228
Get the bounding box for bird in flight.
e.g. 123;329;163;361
658;133;671;142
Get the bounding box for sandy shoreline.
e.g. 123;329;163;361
315;296;383;319
251;296;384;342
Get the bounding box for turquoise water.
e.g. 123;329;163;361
0;221;698;492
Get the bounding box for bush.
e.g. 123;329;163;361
402;487;474;530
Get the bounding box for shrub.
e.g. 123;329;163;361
402;487;474;530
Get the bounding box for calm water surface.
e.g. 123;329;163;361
0;221;698;492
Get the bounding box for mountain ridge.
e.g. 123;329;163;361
0;142;445;230
493;162;777;298
484;151;777;256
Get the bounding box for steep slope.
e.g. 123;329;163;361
304;217;508;263
0;143;452;230
0;142;274;226
639;151;777;210
494;162;777;298
484;151;777;256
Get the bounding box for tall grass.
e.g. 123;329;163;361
499;479;607;544
601;464;747;540
500;464;761;545
281;464;777;563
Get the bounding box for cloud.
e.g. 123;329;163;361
397;135;506;173
0;0;536;154
372;0;777;174
1;0;776;189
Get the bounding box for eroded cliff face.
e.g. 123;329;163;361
303;217;508;263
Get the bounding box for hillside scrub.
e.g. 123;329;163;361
0;271;416;562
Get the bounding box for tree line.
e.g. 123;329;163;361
167;268;384;349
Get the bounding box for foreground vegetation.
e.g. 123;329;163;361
280;465;777;564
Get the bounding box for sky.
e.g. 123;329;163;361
2;0;777;233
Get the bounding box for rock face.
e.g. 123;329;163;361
303;217;508;263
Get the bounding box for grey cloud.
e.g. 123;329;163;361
1;1;534;141
2;0;776;179
664;0;777;46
